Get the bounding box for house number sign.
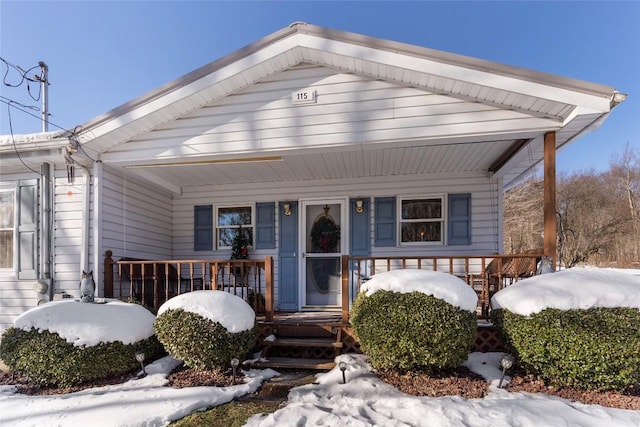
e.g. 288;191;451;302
292;89;316;105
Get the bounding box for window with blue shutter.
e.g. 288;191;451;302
17;179;38;279
374;197;396;247
448;193;471;245
194;205;213;251
255;202;275;249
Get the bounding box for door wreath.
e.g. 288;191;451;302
309;205;340;294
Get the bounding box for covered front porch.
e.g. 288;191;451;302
103;252;543;322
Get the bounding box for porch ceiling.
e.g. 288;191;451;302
121;139;514;190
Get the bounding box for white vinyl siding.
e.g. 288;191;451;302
102;66;551;174
170;171;501;309
101;166;173;260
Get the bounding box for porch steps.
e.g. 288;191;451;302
253;319;345;370
251;356;336;370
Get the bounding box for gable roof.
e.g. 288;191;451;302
1;22;625;190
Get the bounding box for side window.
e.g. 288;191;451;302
0;188;15;269
399;196;444;245
216;205;254;249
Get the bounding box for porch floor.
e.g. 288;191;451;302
257;311;345;325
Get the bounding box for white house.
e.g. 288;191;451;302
0;23;626;334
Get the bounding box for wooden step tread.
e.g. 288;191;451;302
251;357;335;370
264;337;343;348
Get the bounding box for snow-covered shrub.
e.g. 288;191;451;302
154;291;258;370
0;300;164;387
350;270;477;371
492;307;640;391
491;268;640;391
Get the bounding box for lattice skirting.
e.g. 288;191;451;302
474;325;505;352
256;323;504;356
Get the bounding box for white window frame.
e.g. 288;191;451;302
0;183;16;271
397;195;446;246
215;204;255;250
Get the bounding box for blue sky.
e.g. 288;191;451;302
1;1;638;174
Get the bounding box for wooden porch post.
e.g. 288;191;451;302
543;131;557;264
104;250;113;298
265;256;274;322
341;255;350;324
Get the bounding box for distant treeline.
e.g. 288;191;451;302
504;144;639;268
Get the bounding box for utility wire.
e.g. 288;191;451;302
1;56;44;102
1;97;97;163
6;100;49;180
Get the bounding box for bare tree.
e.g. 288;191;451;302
607;143;640;261
503;178;543;253
503;147;639;267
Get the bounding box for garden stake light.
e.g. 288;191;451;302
231;358;240;385
498;354;515;388
135;351;147;378
339;361;347;384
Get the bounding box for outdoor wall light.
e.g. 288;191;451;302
231;357;240;385
135;351;147;378
283;201;292;216
498;354;515;388
355;198;364;213
339;361;347;384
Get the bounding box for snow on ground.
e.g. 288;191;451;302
0;356;279;427
360;269;478;312
492;266;640;316
243;353;640;427
1;269;639;426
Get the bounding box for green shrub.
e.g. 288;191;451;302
350;290;476;371
154;309;258;370
0;327;164;387
491;307;640;391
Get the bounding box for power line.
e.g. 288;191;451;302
1;97;97;162
0;56;45;102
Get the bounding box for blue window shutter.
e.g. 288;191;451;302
17;179;38;280
194;205;213;251
374;197;396;247
350;198;370;256
255;202;275;249
278;201;298;310
448;193;471;245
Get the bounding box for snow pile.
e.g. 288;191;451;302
243;353;640;427
12;299;155;346
492;267;640;316
360;269;478;312
0;356;279;427
157;290;255;332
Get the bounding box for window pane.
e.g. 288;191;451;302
0;192;14;228
218;227;253;248
217;207;252;227
0;231;12;268
401;222;441;242
402;199;441;220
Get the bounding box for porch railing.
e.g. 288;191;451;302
103;251;274;321
344;251;543;321
104;250;542;324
